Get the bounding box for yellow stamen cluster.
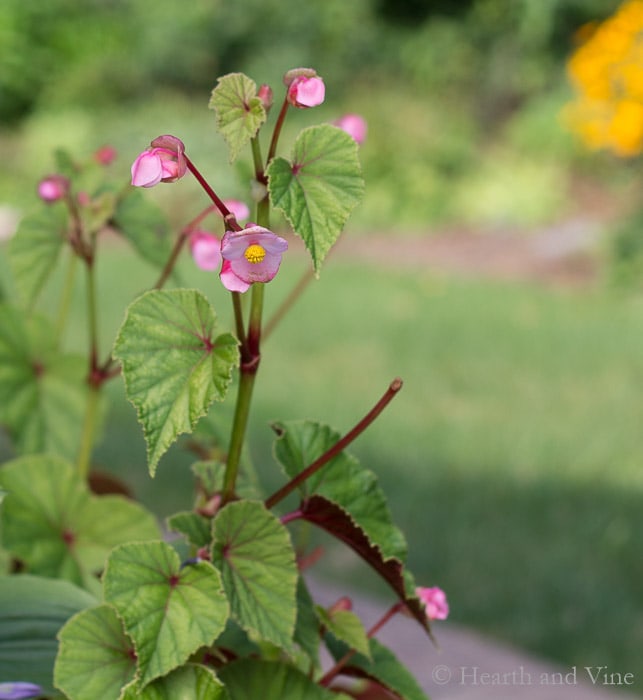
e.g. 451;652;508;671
244;243;266;264
563;0;643;157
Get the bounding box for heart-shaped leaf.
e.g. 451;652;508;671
209;72;267;162
120;664;227;700
55;604;137;700
218;659;351;700
0;455;160;592
112;189;174;269
0;305;89;460
326;637;429;700
103;541;229;688
211;501;297;652
113;289;239;475
8;205;68;308
0;575;97;696
267;124;364;273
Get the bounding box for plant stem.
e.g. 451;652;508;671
265;378;403;510
267;97;290;166
76;385;100;480
184;155;243;232
55;250;77;345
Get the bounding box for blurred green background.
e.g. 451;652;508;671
1;0;642;687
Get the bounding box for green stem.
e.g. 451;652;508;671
55;250;78;344
76;385;100;480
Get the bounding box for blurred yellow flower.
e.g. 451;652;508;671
564;0;643;156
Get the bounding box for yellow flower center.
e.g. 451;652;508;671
244;243;266;264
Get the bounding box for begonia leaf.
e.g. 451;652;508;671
8;205;68;308
209;73;267;162
103;541;229;688
315;606;370;660
218;659;351;700
0;575;97;696
266;124;364;273
113;289;239;475
112;189;173;269
326;637;429;700
0;455;159;592
294;577;321;665
211;501;297;652
0;305;88;460
55;604;137;700
119;664;227;700
166;511;212;549
272;421;429;632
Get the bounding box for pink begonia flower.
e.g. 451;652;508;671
94;145;117;165
222;199;250;223
416;586;449;621
189;231;222;271
333;114;368;145
287;75;325;108
130;135;186;188
220;225;288;290
37;175;69;203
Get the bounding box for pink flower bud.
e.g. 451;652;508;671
131;135;186;188
220;225;288;291
94;145;117;165
328;596;353;615
416;586;449;621
287;75;325;109
333;114;367;145
258;84;274;112
37;175;69;203
189;231;222;271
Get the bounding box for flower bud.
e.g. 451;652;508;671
258;84;274;112
37;175;69;203
94;145;117;165
131;135;187;188
287;75;325;109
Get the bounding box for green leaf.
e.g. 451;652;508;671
120;664;227;700
112;189;173;269
113;289;239;475
267;124;364;273
8;205;68;308
326;637;429;700
211;501;297;652
166;511;212;549
294;577;320;665
0;305;88;460
218;659;350;700
0;575;97;696
315;606;370;660
103;541;229;688
272;421;430;632
273;421;407;562
55;604;136;700
0;455;160;591
209;73;267;162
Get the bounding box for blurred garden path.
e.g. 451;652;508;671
307;578;642;700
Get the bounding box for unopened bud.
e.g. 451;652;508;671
37;175;69;203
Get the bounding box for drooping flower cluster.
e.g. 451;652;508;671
564;0;643;156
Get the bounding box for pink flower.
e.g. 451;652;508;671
94;145;117;165
222;199;250;224
220;260;251;293
37;175;69;203
416;586;449;621
284;69;325;108
220;225;288;291
130;135;186;188
189;231;222;271
333;114;367;145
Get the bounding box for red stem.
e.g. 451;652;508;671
265;378;403;510
184;155;242;231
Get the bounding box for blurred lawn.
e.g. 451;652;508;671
14;239;642;678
